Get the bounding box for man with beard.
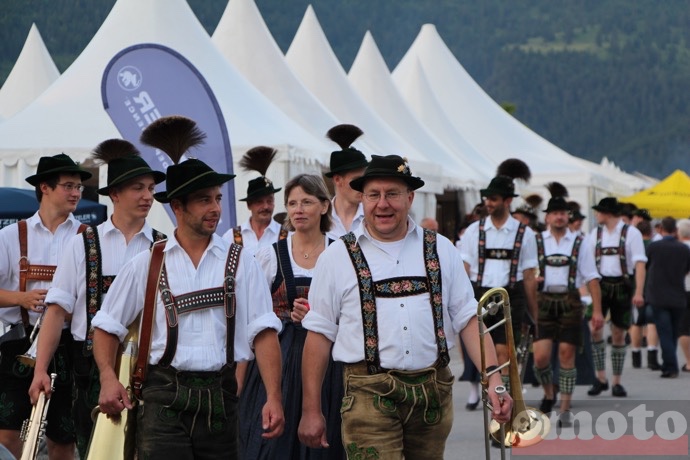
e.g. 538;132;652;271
532;185;603;427
223;147;285;254
584;197;646;397
460;159;539;393
324;124;369;240
0;153;91;459
92;116;284;459
28;140;166;459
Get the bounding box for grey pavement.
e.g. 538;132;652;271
445;346;689;459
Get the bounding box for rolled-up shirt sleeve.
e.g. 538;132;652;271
441;237;477;335
303;242;343;343
45;232;84;314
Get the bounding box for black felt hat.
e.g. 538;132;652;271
480;159;531;198
544;182;570;213
139;116;235;204
480;176;518;198
25;153;92;186
324;124;369;178
632;208;652;221
567;201;586;222
93;139;166;195
592;197;621;215
349;155;424;192
238;146;281;202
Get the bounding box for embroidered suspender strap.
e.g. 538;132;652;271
82;226;103;356
595;225;603;273
233;226;243;246
535;232;545;292
274;238;297;308
507;223;527;289
619;224;629;280
567;235;583;291
278;228;288;241
132;240;166;400
476;218;487;287
422;229;449;368
224;243;241;364
341;232;382;374
17;221;88;326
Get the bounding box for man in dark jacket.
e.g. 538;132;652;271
645;217;690;378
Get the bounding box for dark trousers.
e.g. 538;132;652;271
137;364;239;460
652;307;684;374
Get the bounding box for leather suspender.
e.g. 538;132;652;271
18;220;87;326
132;240;166;400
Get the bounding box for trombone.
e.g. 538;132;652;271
20;373;56;460
478;288;550;460
16;309;46;367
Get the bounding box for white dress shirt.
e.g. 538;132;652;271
326;198;364;240
92;233;281;371
584;219;647;276
303;218;477;371
45;217;158;340
460;215;538;287
221;218;283;255
538;229;601;290
0;212;82;326
254;233;323;289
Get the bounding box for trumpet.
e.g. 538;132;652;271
20;373;56;460
85;320;139;460
478;288;550;460
16;309;46;367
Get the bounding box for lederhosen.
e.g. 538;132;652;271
232;225;288;246
535;232;584;345
473;218;527;345
0;220;85;440
142;243;242;436
70;226;165;457
595;224;633;328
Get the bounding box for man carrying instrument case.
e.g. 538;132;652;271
0;153;92;459
92;116;284;459
28;140;166;459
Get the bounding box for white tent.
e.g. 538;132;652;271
393;24;649;215
0;0;331;231
284;6;443;218
0;24;60;120
348;31;487;197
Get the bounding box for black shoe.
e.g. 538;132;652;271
558;411;573;428
660;371;679;378
465;400;479;411
612;384;627;397
647;349;661;370
540;397;555;413
631;350;641;368
682;364;690;372
587;379;609;396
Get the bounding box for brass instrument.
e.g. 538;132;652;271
85;320;139;460
478;288;550;460
20;373;56;460
16;309;46;367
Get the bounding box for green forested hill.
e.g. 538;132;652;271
1;0;688;179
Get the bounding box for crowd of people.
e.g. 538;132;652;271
0;117;511;460
0;115;688;459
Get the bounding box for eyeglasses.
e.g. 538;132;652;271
362;191;406;203
287;199;319;210
56;182;84;193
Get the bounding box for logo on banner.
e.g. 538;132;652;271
117;66;143;91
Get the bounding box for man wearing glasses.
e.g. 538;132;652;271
0;153;91;459
299;155;512;459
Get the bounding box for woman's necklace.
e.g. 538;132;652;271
296;239;322;259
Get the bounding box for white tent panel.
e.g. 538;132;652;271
0;24;60;120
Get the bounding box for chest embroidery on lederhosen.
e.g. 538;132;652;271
595;224;629;279
157;243;242;367
536;232;584;292
233;225;288;247
341;229;448;375
476;218;526;289
81;227;166;356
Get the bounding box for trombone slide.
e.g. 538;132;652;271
20;373;56;460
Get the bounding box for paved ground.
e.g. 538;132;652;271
445;345;689;459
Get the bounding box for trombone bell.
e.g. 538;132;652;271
17;335;38;367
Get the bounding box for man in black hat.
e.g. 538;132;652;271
459;172;540;393
222;146;286;254
532;193;603;426
0;153;91;459
91;117;284;459
567;201;586;235
584;197;647;397
324;124;369;240
299;155;512;458
28;140;166;459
